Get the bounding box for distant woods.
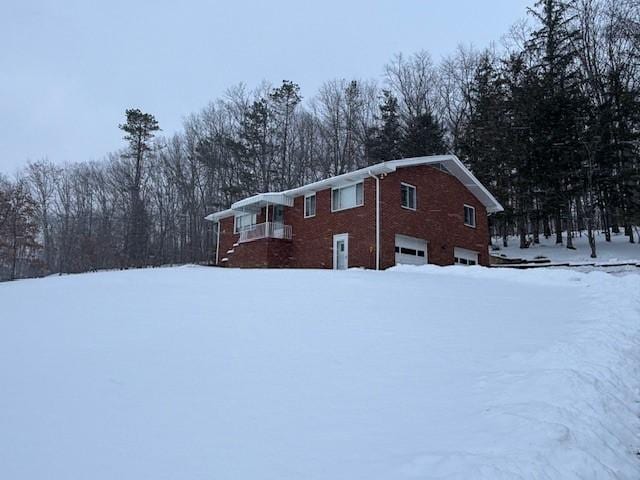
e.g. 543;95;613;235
1;0;639;280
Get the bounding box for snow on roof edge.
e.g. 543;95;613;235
205;155;504;221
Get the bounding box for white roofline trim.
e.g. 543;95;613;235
232;192;294;210
204;155;504;221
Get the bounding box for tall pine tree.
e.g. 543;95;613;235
119;108;160;267
366;90;403;163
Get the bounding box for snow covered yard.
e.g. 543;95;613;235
1;265;639;479
493;230;640;265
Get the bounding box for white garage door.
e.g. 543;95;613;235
395;235;428;265
454;247;479;266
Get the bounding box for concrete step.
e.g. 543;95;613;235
226;249;234;254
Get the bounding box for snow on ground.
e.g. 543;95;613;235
493;230;640;264
1;265;639;479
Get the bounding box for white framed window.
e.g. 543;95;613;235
464;204;476;228
234;212;257;233
401;183;416;210
304;193;316;218
331;182;364;212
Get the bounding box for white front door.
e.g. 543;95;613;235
395;234;428;265
333;234;349;270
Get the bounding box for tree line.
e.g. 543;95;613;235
1;0;638;280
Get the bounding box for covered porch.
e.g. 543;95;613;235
232;191;294;243
206;192;295;266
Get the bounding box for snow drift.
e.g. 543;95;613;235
0;265;638;479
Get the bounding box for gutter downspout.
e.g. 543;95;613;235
215;220;221;265
367;170;381;270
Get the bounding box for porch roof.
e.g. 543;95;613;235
232;192;294;211
204;192;294;222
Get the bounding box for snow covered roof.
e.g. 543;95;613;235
205;155;504;221
232;192;294;211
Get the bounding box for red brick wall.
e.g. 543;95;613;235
379;165;489;267
283;178;377;269
216;216;236;265
216;211;294;268
227;238;292;268
214;164;490;268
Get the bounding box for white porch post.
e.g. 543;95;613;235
368;171;381;270
215;220;221;265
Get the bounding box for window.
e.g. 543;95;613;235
401;183;416;210
331;182;364;212
454;256;473;265
464;204;476;227
394;247;425;257
304;193;316;218
234;213;257;233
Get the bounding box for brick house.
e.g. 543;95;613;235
205;155;503;269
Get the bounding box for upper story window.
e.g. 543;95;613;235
304;193;316;218
331;182;363;212
464;204;476;228
234;212;257;233
401;183;416;210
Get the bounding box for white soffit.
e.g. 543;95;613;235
205;155;504;221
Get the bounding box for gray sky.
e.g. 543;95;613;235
1;0;531;174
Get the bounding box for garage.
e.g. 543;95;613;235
454;247;479;266
395;235;428;265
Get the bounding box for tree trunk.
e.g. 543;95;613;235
10;211;18;281
612;210;620;234
554;211;563;244
601;208;611;242
566;202;575;250
502;218;508;248
587;217;597;259
519;213;528;249
543;216;551;239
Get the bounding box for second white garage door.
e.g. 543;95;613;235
454;247;479;266
395;235;428;265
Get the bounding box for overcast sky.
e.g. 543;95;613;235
1;0;531;175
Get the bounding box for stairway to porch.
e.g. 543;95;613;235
220;222;293;268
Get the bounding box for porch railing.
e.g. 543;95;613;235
238;222;292;243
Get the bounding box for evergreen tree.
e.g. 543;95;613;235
400;108;447;157
237;98;275;194
119;108;160;267
366;90;403;163
525;0;584;246
269;80;302;189
461;53;512;246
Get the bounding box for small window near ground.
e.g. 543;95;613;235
401;183;416;210
304;193;316;218
234;213;257;233
332;182;364;212
464;204;476;227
